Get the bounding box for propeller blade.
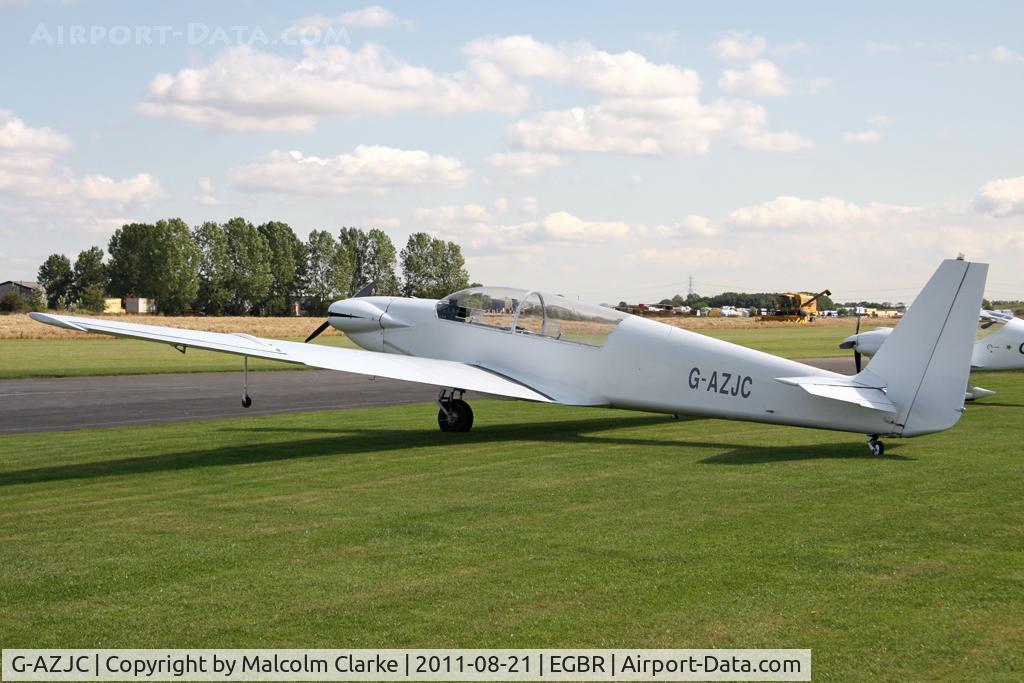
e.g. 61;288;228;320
855;314;862;335
854;350;862;373
304;320;331;343
353;281;376;298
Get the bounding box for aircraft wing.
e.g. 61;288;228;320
28;312;553;403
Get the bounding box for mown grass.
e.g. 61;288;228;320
0;372;1021;680
0;324;861;379
0;334;356;379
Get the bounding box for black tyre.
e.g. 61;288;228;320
242;395;252;408
438;398;473;432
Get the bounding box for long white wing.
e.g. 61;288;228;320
28;312;553;403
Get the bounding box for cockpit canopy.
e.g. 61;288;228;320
435;286;629;347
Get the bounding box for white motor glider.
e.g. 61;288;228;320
31;258;986;456
840;308;1024;400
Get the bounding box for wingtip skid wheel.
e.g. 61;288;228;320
241;394;252;408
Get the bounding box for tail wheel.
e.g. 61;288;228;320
438;399;474;432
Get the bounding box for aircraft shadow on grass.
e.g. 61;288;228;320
0;415;913;488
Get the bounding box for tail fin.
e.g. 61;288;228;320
856;258;987;436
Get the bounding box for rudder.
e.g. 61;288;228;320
854;259;988;436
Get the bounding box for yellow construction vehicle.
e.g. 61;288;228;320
759;288;831;323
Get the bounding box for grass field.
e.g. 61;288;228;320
1;372;1022;680
0;324;869;379
0;334;356;379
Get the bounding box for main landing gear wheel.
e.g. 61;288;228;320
867;435;885;456
438;389;473;432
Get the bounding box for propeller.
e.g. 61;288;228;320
353;281;376;298
303;281;378;343
851;314;863;372
304;320;331;343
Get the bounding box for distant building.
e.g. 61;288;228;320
103;298;124;314
125;297;155;314
0;280;44;300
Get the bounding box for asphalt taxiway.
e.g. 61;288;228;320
0;357;857;435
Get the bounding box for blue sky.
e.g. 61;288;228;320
2;0;1023;303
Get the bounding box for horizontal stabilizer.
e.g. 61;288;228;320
775;375;897;413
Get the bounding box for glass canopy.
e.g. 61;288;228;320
435;286;629;347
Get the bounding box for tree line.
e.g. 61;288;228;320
651;291;837;311
33;218;471;315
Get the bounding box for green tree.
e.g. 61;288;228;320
400;233;470;298
107;222;153;297
0;291;28;313
72;247;107;305
194;221;231;315
434;240;469;297
305;230;352;315
222;217;273;315
338;227;400;296
25;287;45;312
399;232;435;297
37;253;73;308
79;283;106;312
337;227;367;295
150;218;201;314
257;221;302;315
364;228;400;295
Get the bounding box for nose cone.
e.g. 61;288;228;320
327;297;410;333
839;335;858;350
328;298;387;333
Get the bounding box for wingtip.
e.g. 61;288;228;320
28;311;88;332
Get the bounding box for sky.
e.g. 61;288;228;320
1;0;1023;305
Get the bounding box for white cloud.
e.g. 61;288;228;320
0;111;165;206
521;196;538;213
990;45;1024;63
726;195;918;230
710;31;766;61
292;5;407;31
415;204;495;224
509;97;811;156
717;60;790;97
464;35;701;98
866;114;892;126
0;110;71;153
0;168;165;203
486;151;566;177
843;129;882;144
680;214;719;237
540;211;632;241
975;176;1024;216
227;146;468;195
194;176;218;205
139;44;528;132
415;205;639;252
138;34;810;158
76;173;165;203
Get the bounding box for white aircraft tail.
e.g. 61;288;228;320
855;258;988;436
